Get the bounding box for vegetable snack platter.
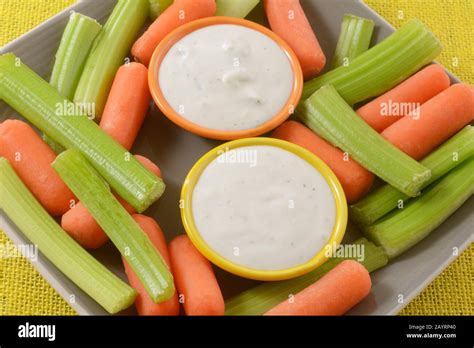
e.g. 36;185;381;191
0;0;472;315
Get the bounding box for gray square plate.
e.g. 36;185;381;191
1;0;472;315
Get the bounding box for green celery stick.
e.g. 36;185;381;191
0;158;136;314
363;157;474;259
74;0;148;119
303;19;442;104
0;53;165;212
52;149;175;303
148;0;173;20
225;238;388;315
331;14;374;69
216;0;260;18
50;12;102;100
351;126;474;225
45;12;101;153
297;85;431;197
245;0;268;26
42;133;65;154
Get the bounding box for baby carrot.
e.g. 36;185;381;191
265;260;371;315
61;155;161;249
123;215;180;316
134;155;162;178
264;0;326;79
99;63;151;150
168;235;225;316
132;0;217;66
381;83;474;160
0;120;75;216
272;121;374;203
61;194;134;249
356;65;450;132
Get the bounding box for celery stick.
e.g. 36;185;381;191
41;133;65;154
245;0;268;26
225;238;388;315
74;0;148;119
363;158;474;259
52;149;174;303
50;12;102;100
42;134;64;154
351;126;474;225
0;53;164;212
302;19;442;104
331;14;374;69
0;158;135;314
148;0;173;20
45;12;102;154
297;85;431;197
216;0;260;18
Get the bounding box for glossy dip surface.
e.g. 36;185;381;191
158;24;294;131
191;145;336;271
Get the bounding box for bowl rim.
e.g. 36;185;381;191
180;137;348;281
148;16;304;141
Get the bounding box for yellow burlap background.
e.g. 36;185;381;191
0;0;472;315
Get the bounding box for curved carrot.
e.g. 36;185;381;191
123;214;180;315
61;155;162;249
0;120;75;216
132;0;217;66
356;65;450;132
99;63;151;150
265;260;371;315
168;235;224;316
272;121;374;203
264;0;326;79
382;83;474;160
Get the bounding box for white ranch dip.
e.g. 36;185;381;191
191;145;336;271
159;24;294;131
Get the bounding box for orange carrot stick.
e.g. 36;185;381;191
381;83;474;160
99;62;151;150
264;0;326;79
61;155;162;249
132;0;217;66
168;235;224;316
123;214;180;316
0;120;75;216
265;260;371;316
272;121;374;203
356;65;450;132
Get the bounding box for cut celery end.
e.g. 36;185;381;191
225;238;388;315
0;157;136;314
363;157;474;259
0;53;165;212
148;0;173;19
50;12;102;100
52;149;175;303
303;19;442;104
297;85;431;197
74;0;148;119
216;0;260;18
350;126;474;225
331;14;374;69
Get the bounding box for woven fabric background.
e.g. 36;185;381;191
0;0;472;316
